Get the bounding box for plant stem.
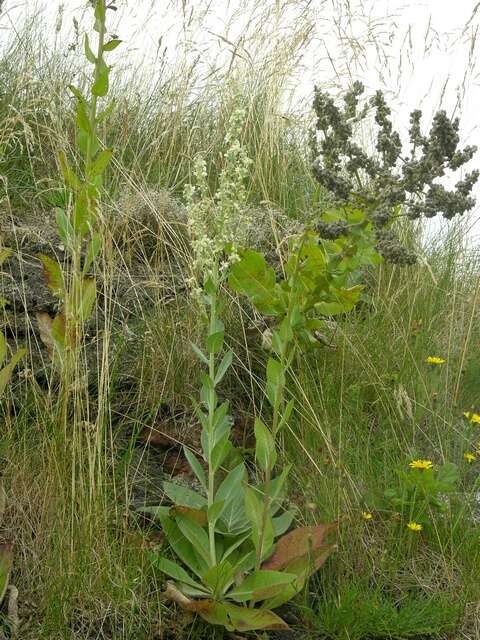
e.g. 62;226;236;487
207;282;218;567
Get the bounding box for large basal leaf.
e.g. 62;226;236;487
227;570;297;603
169;505;207;526
154;556;207;591
158;513;208;578
163;582;288;632
262;523;337;571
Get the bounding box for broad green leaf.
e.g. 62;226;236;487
200;601;288;632
73;188;93;235
154;556;206;591
175;513;210;565
183;447;207;490
207;319;225;354
83;233;102;274
158;512;207;577
266;357;285;408
103;38;122;51
84;34;97;63
90;149;112;177
38;254;64;299
59;152;81;191
228;570;296;603
254;418;276;472
245;486;274;560
201;559;234;595
55;208;75;249
214;350;233;385
191;342;209;366
207;501;225;524
228;249;281;316
272;510;296;536
76;98;91;135
79;277;97;322
210;436;232;471
51;314;66;354
163;481;207;510
92;59;109;97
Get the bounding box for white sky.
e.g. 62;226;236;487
1;0;479;241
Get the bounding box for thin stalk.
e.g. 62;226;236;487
206;281;218;567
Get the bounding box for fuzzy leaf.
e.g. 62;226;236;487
90;149;112;177
154;556;206;591
38;254;64;299
163;481;207;510
183;447;207;490
103;38;122;51
254;418;276;472
228;570;296;603
228;249;281;316
79;277;97;322
215;350;233;385
0;248;13;267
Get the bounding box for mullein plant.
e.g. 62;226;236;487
146;107;383;632
36;0;120;427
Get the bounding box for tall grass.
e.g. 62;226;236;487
0;2;479;639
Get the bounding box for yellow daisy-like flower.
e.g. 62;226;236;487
407;521;423;532
463;412;480;424
425;356;446;365
362;511;373;521
464;452;476;464
409;459;433;470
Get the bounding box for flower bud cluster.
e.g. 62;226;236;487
185;107;253;288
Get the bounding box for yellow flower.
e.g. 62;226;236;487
464;452;476;464
463;412;480;424
407;521;423;532
425;356;446;365
362;511;373;521
409;459;433;470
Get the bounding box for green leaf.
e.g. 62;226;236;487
90;149;112;177
210;436;232;471
245;486;274;560
75;98;91;135
59;152;81;192
266;357;285;408
103;38;122;51
163;481;207;510
79;277;97;322
272;510;296;536
201;559;234;595
175;514;210;565
254;418;276;472
38;254;64;299
158;512;207;577
154;556;206;591
84;34;97;63
191;342;209;366
200;601;288;632
55;208;75;249
92;59;109;97
207;319;225;354
183;447;207;490
228;570;296;603
83;233;102;274
73;188;94;235
207;501;225;524
228;249;281;315
214;350;233;385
